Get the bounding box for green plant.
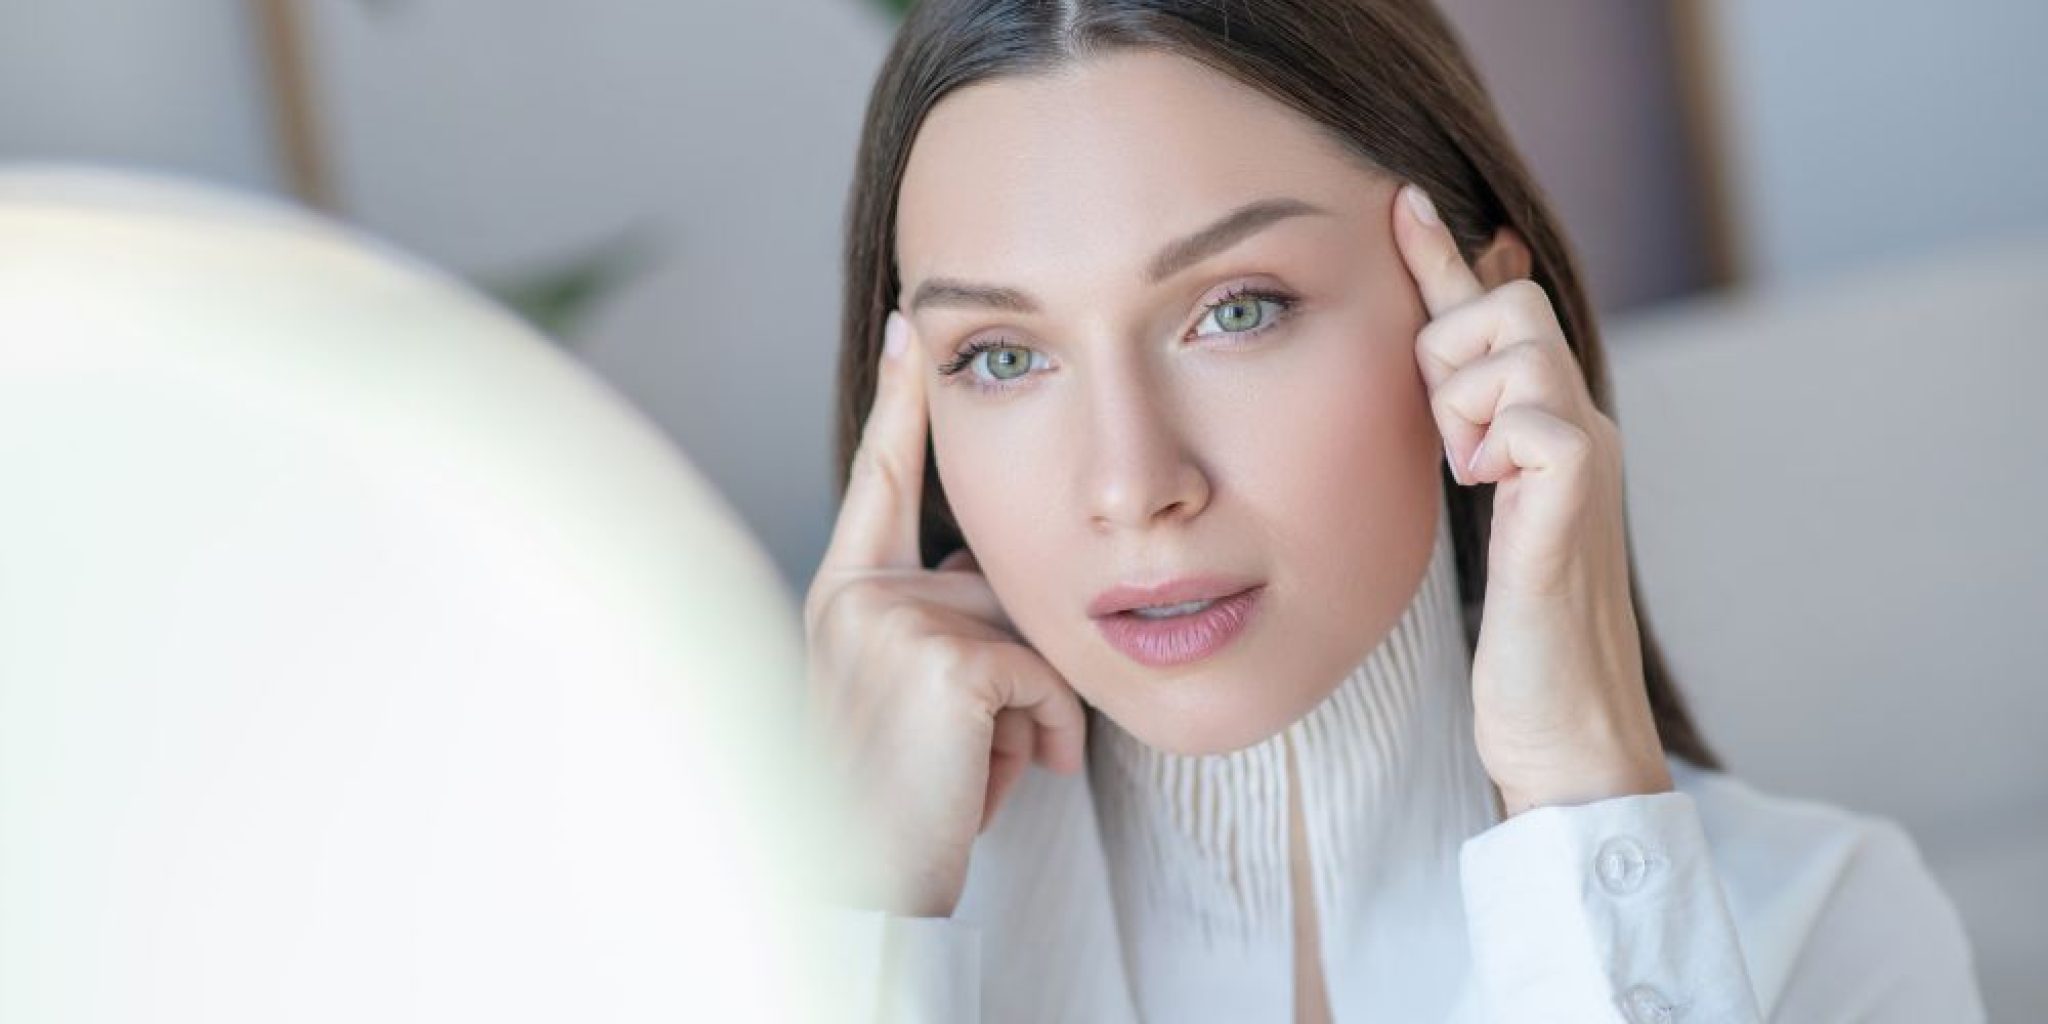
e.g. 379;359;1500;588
476;230;658;349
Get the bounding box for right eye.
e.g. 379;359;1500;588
938;338;1048;394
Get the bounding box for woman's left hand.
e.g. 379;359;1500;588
1392;183;1674;819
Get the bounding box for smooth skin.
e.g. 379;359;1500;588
895;51;1451;763
805;50;1673;1010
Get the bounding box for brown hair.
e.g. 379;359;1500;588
832;0;1723;772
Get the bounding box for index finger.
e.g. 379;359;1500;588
1392;183;1486;318
819;310;930;573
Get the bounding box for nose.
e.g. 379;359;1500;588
1082;357;1212;534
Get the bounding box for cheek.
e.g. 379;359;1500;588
1231;313;1435;512
930;408;1014;555
929;408;1068;611
1221;312;1441;600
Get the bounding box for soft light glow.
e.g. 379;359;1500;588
0;165;871;1022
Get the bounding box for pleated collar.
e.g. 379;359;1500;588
1083;496;1503;1020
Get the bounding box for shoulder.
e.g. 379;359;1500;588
1668;756;1986;1019
1669;754;1943;918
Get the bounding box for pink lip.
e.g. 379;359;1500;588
1088;575;1263;618
1092;584;1264;669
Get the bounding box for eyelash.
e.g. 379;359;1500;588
935;285;1299;395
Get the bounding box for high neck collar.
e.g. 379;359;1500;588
1084;496;1503;1020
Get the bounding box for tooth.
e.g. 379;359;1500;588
1133;598;1215;618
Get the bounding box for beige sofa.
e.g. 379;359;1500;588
1605;237;2048;1018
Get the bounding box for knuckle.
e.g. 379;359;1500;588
819;575;899;637
1495;401;1537;432
1505;338;1547;368
872;590;932;639
1559;422;1595;461
915;637;982;701
1429;385;1462;420
939;636;988;679
802;584;867;674
802;575;850;637
1499;277;1550;312
1416;315;1453;353
1416;318;1462;377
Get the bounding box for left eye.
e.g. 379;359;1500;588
1194;294;1289;337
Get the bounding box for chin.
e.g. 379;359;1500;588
1087;668;1339;758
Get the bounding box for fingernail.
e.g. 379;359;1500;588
1405;184;1439;226
883;311;907;360
1444;439;1464;485
1465;437;1487;476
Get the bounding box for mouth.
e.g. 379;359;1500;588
1091;583;1265;668
1087;576;1263;619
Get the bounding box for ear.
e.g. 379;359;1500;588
1471;225;1533;289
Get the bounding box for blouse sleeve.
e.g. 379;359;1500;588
813;906;983;1023
1457;788;1987;1023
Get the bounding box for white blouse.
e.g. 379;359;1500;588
822;501;1986;1022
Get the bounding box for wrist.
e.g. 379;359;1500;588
1498;756;1673;819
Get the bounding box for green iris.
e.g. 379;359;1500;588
1213;297;1266;332
985;346;1031;381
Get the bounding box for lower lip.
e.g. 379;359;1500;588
1093;585;1264;668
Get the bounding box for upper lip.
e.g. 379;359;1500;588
1088;576;1262;618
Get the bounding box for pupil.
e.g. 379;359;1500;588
991;347;1025;379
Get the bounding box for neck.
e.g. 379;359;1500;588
1085;496;1502;1019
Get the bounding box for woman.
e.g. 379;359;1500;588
804;1;1985;1020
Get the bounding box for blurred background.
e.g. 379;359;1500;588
3;0;2042;1015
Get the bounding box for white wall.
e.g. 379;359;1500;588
0;0;281;195
1436;0;1712;311
1;0;893;604
1704;1;2048;288
296;0;892;604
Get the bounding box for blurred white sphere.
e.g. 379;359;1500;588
0;165;857;1022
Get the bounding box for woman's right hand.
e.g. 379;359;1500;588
803;310;1088;919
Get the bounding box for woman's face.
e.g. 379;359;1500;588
894;49;1444;756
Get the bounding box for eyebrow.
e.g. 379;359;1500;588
905;196;1330;315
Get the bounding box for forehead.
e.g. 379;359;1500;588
894;49;1379;287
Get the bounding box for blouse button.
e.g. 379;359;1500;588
1618;982;1676;1023
1594;834;1652;895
